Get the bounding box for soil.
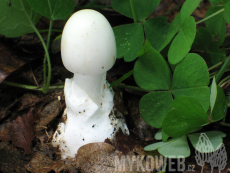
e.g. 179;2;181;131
0;0;230;173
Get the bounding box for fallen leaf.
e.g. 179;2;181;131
9;107;37;154
18;93;41;111
25;152;66;173
35;99;65;133
76;142;118;172
76;142;165;172
0;98;20;121
0;128;10;141
0;43;31;83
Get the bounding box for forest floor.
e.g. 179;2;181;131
0;0;230;172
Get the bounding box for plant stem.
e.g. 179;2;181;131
219;122;230;127
216;55;230;83
209;68;230;79
2;81;42;90
196;8;224;24
208;62;223;71
48;84;64;89
43;19;53;93
20;1;52;94
218;75;230;86
129;0;137;23
110;70;133;87
32;25;51;94
220;78;230;88
2;81;64;90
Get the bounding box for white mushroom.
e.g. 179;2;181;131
52;9;129;159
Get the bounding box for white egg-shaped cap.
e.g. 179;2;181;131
61;9;116;75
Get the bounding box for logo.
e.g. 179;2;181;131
195;133;227;173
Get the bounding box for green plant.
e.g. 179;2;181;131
1;0;230;158
110;0;230;158
0;0;75;93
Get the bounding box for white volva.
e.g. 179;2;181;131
52;9;129;159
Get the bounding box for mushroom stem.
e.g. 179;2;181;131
73;73;106;106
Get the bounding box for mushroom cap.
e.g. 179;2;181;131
61;9;116;75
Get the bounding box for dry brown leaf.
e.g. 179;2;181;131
26;141;165;172
9;107;37;154
0;43;31;83
18;93;41;111
0;128;10;141
76;142;117;172
25;152;67;173
35;99;65;133
76;142;165;172
0;98;20;121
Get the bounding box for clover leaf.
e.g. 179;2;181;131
111;0;160;22
113;23;144;62
162;96;209;137
135;49;210;129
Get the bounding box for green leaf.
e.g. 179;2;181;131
158;136;190;158
113;23;144;62
205;6;225;44
225;2;230;24
209;0;223;3
208;41;226;65
145;136;191;158
111;0;160;21
159;14;182;52
172;53;209;88
155;129;163;140
192;27;212;51
210;78;217;113
144;141;169;151
162;96;209;138
145;136;190;158
0;0;41;37
134;46;171;90
171;53;210;111
139;91;173;128
188;131;226;152
162;129;169;142
144;17;170;51
172;87;210;112
211;86;226;122
137;39;152;57
180;0;202;23
168;16;196;64
190;127;203;133
25;0;74;20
